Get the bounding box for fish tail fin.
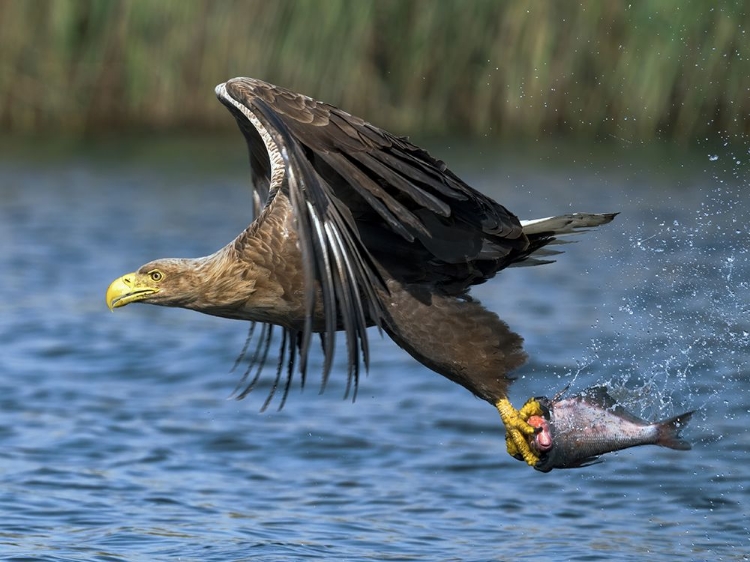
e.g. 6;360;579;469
656;411;695;450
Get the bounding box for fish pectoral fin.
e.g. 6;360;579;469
577;456;603;468
563;456;602;470
496;397;544;466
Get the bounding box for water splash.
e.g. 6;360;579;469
572;138;750;427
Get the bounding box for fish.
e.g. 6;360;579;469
525;386;694;473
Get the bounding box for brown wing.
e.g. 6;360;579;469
214;77;532;406
219;79;530;278
217;79;387;405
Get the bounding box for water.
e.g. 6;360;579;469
1;139;748;560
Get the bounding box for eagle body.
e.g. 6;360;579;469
107;77;615;466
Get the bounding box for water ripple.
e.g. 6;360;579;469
0;144;748;560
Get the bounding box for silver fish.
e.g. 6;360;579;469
527;386;693;473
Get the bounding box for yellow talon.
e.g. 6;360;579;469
496;397;544;467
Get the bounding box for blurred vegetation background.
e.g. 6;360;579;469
1;0;748;142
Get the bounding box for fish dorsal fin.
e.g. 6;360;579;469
581;386;618;408
551;383;571;402
582;386;649;425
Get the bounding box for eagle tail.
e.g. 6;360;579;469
512;212;618;267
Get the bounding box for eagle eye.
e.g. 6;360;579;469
149;270;163;282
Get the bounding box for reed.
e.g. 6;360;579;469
0;0;747;141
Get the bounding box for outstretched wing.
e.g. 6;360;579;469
219;78;532;278
216;80;386;407
214;77;531;407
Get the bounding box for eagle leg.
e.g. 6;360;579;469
496;397;544;466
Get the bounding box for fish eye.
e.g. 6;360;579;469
149;270;163;282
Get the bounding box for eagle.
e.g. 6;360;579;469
106;77;615;468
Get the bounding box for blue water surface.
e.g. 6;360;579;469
0;138;748;561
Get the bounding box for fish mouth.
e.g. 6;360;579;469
527;415;553;452
526;398;558;472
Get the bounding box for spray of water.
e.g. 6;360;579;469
562;139;749;433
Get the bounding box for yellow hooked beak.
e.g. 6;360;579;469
106;272;159;311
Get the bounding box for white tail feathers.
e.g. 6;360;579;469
520;212;618;236
513;212;617;267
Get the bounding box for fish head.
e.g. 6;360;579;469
527;394;603;473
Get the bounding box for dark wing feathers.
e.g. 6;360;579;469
347;151;452;217
259;95;383;398
226;77;525;248
316;151;429;240
215;77;529;406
